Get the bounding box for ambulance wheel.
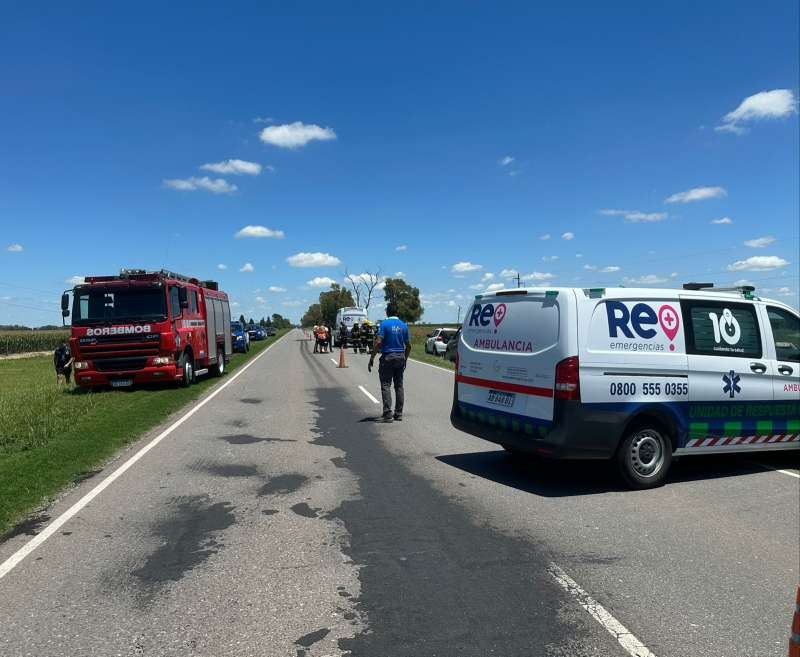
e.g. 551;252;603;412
178;352;194;387
211;349;225;377
617;423;672;489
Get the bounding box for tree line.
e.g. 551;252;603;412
300;277;424;327
238;313;293;330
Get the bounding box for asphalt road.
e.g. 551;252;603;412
1;329;797;657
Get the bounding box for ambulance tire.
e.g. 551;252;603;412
211;348;225;377
178;352;194;388
616;422;672;489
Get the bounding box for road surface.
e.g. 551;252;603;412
1;329;797;657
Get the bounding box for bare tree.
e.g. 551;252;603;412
343;268;383;310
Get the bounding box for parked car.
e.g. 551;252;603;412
445;328;461;362
231;321;250;353
247;325;267;341
265;327;277;336
425;327;458;356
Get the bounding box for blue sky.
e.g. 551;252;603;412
1;1;798;326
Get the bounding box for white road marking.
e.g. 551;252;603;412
408;357;453;373
358;385;380;404
330;358;338;365
0;332;291;582
748;460;800;479
548;563;658;657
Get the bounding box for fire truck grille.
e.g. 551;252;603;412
94;357;149;372
79;334;161;357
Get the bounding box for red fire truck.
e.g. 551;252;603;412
61;269;232;389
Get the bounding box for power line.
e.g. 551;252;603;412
0;299;61;314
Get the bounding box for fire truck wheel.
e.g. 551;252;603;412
178;352;194;387
211;349;225;377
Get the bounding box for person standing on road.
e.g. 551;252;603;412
53;341;73;386
368;303;411;422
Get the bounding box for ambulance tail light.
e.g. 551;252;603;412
555;356;580;401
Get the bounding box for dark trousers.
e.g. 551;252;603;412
378;352;405;416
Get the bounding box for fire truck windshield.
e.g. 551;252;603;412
72;287;168;326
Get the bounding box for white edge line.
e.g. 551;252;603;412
0;331;291;582
747;460;800;479
408;357;453;373
358;385;380;404
548;563;658;657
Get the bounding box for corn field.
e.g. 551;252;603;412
0;330;70;356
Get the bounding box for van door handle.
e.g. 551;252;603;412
749;362;767;374
778;365;794;376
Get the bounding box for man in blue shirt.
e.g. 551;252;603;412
368;302;411;422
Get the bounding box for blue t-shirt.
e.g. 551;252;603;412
377;317;410;353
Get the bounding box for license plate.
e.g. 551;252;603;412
110;379;133;388
487;390;515;407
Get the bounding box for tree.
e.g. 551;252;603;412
271;313;291;329
344;268;383;310
239;314;246;325
301;304;323;327
383;278;423;323
318;284;355;327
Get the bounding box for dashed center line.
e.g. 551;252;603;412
548;563;658;657
330;358;338;365
748;460;800;479
358;385;380;404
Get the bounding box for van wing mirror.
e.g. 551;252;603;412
178;287;189;308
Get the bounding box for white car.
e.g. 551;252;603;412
425;328;458;356
451;284;799;489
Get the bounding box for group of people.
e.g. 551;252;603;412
312;325;332;353
345;320;375;353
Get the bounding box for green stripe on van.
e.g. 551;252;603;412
788;420;800;433
756;420;773;435
689;422;709;439
723;421;742;437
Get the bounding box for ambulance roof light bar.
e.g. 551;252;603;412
682;282;757;299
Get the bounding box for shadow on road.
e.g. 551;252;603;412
437;449;799;497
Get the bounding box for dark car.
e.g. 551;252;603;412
265;327;277;336
231;321;250;353
247;325;267;341
445;328;461;362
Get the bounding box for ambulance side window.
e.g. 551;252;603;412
681;300;761;358
169;287;182;318
767;307;800;362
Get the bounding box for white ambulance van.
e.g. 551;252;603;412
450;285;800;488
333;307;368;347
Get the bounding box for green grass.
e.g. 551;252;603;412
408;324;457;370
0;330;288;536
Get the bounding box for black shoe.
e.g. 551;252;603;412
381;414;394;423
393;413;403;421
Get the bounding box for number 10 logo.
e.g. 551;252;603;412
708;308;741;345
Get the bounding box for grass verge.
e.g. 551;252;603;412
0;330;288;537
408;324;456;371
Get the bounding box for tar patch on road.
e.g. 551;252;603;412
2;513;51;541
239;398;262;405
295;628;330;648
131;496;235;590
259;473;309;496
290;502;320;518
311;387;594;657
199;463;259;478
219;434;266;445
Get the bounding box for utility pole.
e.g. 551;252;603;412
514;272;522;288
457;305;462;323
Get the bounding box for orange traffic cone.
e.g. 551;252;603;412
790;586;800;657
338;345;348;368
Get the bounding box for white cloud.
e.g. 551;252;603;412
307;276;337;288
485;283;505;292
65;275;84;285
733;279;754;287
230;301;240;308
6;244;23;252
777;287;793;295
498;156;515;166
507;170;521;177
468;283;484;290
481;272;495;282
542;255;559;262
599;265;621;273
670;272;678;278
268;286;286;293
664;186;727;204
584;264;597;271
253;116;274;124
200;159;262;176
600;209;668;223
217;264;227;270
623;274;668;285
395;244;408;251
282;300;304;307
259;121;336;149
540;233;551;240
524;271;556;281
716;89;798;135
239;262;255;273
743;235;776;248
163;176;237;194
393;271;405;278
575;253;583;258
255;296;267;304
711;217;733;225
451;261;483;273
447;300;458;307
287;252;342;268
234;225;285;239
561;232;575;240
500;269;518;279
727;255;789;272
